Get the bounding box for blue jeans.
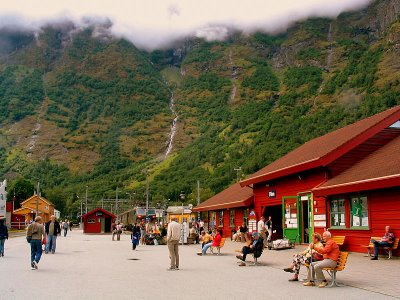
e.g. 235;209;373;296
0;239;5;254
373;240;392;257
202;242;212;254
30;240;43;263
45;235;57;253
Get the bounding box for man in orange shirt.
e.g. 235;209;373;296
303;231;339;288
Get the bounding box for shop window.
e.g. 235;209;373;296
350;196;368;228
330;198;345;227
218;211;223;227
210;212;216;228
243;209;249;225
229;209;235;228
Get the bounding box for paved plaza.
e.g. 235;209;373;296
0;230;399;300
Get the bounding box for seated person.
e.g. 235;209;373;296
189;226;199;244
303;231;339;288
371;225;395;260
239;223;248;242
232;226;241;242
198;229;222;255
236;232;263;262
199;231;213;248
284;233;323;281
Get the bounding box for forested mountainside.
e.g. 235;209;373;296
0;0;399;215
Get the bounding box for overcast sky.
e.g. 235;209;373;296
0;0;373;49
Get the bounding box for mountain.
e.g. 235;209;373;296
0;0;400;215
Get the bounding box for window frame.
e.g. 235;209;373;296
350;195;369;229
329;198;346;229
229;209;235;228
243;208;249;226
218;211;223;227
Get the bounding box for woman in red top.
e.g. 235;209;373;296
198;229;222;255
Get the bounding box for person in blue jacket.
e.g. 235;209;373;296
0;218;9;257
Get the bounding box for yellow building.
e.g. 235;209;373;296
13;194;55;223
166;206;196;224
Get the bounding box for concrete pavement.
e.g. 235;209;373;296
0;230;398;300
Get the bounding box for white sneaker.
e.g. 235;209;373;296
32;261;38;269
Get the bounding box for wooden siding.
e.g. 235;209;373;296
253;169;327;219
328;187;400;256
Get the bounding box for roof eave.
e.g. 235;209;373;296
313;174;400;197
240;159;321;187
193;196;253;212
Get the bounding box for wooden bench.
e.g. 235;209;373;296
211;238;226;255
323;251;349;287
361;237;399;259
331;236;346;247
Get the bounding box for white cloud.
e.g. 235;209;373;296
0;0;373;49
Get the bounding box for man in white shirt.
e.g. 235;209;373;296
167;218;182;270
257;216;267;247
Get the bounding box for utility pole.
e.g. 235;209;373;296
36;182;40;218
115;187;119;218
197;180;200;220
145;170;149;217
85;186;88;214
234;167;242;182
77;195;82;228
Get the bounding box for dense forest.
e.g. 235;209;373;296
0;0;399;218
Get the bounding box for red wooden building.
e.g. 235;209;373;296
196;106;400;255
193;183;253;237
82;208;116;234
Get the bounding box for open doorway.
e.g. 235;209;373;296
263;205;283;240
302;200;309;244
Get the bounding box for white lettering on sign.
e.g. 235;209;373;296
314;214;326;221
314;221;326;228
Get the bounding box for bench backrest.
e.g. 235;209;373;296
332;236;345;246
335;252;349;271
219;238;226;248
368;237;399;249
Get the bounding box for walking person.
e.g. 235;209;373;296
69;221;73;231
0;218;8;257
116;222;123;241
63;220;69;237
45;215;61;254
266;216;273;243
167;217;181;271
27;216;46;270
131;223;141;250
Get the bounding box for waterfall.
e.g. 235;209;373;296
164;91;178;159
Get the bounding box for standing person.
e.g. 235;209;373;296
27;216;46;270
0;218;8;257
116;222;123;241
199;220;205;234
257;216;267;247
266;216;273;243
69;221;73;231
371;225;395;260
140;221;146;245
131;223;141;250
167;217;181;271
303;231;339;288
63;220;69;237
45;215;61;254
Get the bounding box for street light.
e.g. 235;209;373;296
77;195;82;229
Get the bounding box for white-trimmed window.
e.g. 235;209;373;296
243;209;249;225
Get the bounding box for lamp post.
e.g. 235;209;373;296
145;169;149;217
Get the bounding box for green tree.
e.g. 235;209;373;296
7;178;35;209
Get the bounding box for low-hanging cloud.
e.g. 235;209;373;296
0;0;373;49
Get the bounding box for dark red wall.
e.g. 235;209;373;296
329;187;400;256
84;212;101;233
253;169;327;219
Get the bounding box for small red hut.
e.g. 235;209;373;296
82;208;116;234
